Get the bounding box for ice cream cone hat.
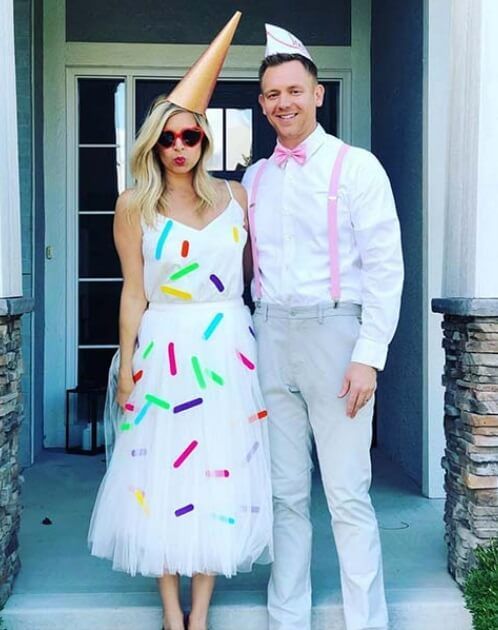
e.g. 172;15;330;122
167;11;242;114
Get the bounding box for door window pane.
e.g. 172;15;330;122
226;109;252;171
79;281;121;345
79;147;124;212
79;348;117;389
79;214;120;278
79;79;125;145
206;108;223;171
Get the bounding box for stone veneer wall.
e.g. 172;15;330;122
433;298;498;586
0;298;33;607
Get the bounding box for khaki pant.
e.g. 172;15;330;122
253;302;388;630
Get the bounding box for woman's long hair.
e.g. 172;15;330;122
128;97;217;225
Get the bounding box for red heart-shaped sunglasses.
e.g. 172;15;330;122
157;127;205;149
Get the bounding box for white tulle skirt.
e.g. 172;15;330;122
88;300;273;578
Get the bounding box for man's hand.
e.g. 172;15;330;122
337;362;377;419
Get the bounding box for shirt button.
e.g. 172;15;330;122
290;309;296;316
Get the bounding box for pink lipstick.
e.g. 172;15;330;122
174;157;186;166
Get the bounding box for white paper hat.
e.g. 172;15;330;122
264;23;313;61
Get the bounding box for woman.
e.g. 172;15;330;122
88;93;273;630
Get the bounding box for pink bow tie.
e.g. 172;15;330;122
274;144;307;167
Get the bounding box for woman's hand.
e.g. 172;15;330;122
116;370;135;410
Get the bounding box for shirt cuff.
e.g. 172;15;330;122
351;337;389;371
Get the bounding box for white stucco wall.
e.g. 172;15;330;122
443;0;498;298
0;0;22;298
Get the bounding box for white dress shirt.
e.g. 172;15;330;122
242;124;404;370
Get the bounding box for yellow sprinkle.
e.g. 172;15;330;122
232;226;240;243
133;489;150;515
160;285;192;300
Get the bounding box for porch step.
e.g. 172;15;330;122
2;588;472;630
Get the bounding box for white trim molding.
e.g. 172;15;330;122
0;0;22;298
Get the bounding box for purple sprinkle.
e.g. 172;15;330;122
209;274;225;292
175;503;194;517
173;397;203;413
240;505;261;513
249;326;255;338
245;441;260;462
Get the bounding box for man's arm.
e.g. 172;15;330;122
339;150;404;418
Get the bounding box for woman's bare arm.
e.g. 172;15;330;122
113;190;147;392
229;181;253;287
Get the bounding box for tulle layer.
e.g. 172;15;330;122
88;301;273;578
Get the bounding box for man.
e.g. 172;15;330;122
242;24;403;630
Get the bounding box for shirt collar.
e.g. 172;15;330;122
274;124;327;164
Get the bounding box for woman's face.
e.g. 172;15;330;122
155;111;204;174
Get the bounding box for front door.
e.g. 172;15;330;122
74;76;341;393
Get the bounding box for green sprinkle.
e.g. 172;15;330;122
145;394;171;410
169;262;200;281
120;422;131;431
142;341;154;359
206;368;224;386
191;356;207;389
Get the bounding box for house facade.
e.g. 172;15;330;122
2;0;498;612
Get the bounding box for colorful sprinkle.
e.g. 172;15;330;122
132;370;143;383
168;342;177;376
203;313;224;340
206;469;230;478
205;369;224;386
155;219;173;260
170;262;200;281
160;285;193;300
232;226;240;243
173;440;199;468
236;350;255;370
249;326;255;338
245;441;260;462
134;401;152;425
212;513;236;525
131;448;147;457
240;505;260;513
173;398;203;414
133;489;150;515
175;503;194;517
120;422;131;431
142;341;154;359
125;402;135;412
181;240;190;257
145;393;171;410
209;274;225;292
248;410;268;423
191;356;207;389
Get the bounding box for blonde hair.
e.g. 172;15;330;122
128;97;217;225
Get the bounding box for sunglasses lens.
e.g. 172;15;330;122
182;129;202;147
158;131;175;148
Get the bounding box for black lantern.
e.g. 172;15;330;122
65;386;106;455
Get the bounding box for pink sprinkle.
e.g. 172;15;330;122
125;403;135;412
173;440;198;468
236;350;255;370
168;342;177;376
206;469;230;478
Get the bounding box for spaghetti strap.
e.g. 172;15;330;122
224;179;234;200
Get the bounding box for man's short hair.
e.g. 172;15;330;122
259;53;318;83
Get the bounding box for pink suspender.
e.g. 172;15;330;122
248;160;269;300
327;143;350;301
249;143;350;301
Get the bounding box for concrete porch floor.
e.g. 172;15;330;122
2;450;472;630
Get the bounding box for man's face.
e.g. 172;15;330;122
259;60;324;148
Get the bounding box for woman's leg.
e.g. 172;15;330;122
157;574;184;630
189;574;216;630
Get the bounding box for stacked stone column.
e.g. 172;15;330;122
433;299;498;586
0;300;31;607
